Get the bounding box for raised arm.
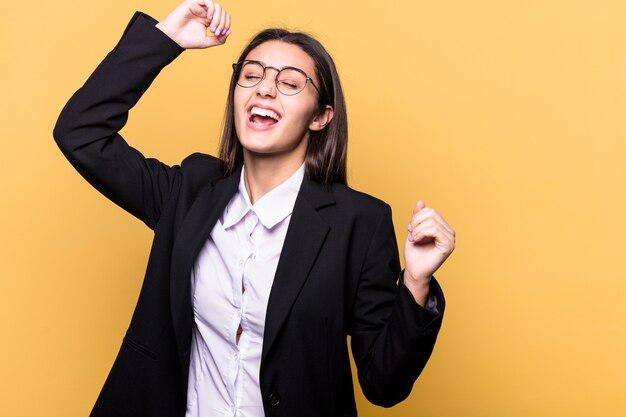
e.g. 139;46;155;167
53;2;231;228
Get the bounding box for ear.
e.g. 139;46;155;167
309;105;334;131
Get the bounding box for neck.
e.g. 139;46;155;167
242;153;305;204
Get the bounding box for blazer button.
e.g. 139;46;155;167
268;392;281;407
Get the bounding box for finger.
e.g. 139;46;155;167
409;217;446;241
409;206;454;235
215;8;227;36
409;229;454;259
413;200;426;214
210;3;223;34
410;219;455;251
408;217;436;242
420;223;454;249
202;0;215;13
416;214;455;241
412;212;454;236
224;11;231;32
216;13;231;41
188;0;208;18
410;206;434;225
201;0;215;21
201;13;230;47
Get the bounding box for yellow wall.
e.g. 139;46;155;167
2;0;625;416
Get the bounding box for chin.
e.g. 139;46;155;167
238;134;275;154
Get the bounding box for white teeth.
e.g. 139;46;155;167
250;106;281;121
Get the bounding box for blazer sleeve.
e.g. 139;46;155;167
350;203;446;407
53;12;186;229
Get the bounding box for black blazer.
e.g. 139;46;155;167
54;12;445;417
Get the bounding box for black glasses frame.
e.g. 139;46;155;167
232;60;321;96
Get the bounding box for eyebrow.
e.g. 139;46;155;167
244;59;310;74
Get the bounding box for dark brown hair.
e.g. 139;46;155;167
219;29;348;185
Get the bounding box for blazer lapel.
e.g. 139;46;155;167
170;167;241;372
261;178;335;363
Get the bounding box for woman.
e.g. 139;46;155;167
53;1;455;416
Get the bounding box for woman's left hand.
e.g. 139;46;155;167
403;201;455;305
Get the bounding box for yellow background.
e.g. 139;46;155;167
1;0;625;416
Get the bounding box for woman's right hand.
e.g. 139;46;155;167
156;0;231;49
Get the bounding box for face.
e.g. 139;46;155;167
233;40;332;166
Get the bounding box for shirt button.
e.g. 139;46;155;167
268;392;281;407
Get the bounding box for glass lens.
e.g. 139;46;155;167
277;68;307;95
235;61;309;95
238;61;265;87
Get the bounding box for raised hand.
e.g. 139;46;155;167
403;201;455;306
156;0;231;49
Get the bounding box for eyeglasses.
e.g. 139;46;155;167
232;60;321;96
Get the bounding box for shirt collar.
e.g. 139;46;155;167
222;164;305;230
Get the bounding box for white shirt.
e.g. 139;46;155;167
185;164;305;417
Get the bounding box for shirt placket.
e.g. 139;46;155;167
229;210;260;416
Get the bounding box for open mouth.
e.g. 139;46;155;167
249;106;282;127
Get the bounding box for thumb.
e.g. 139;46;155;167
199;30;230;48
413;200;426;214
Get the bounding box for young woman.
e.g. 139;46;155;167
54;1;455;416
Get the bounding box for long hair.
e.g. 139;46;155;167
219;29;348;185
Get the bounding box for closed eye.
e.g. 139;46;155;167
279;81;299;90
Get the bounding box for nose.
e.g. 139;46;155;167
256;67;280;97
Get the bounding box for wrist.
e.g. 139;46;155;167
402;271;431;307
404;269;432;285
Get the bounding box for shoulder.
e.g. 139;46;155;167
180;152;222;177
306;180;393;231
177;152;225;190
317;182;399;260
329;182;391;216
